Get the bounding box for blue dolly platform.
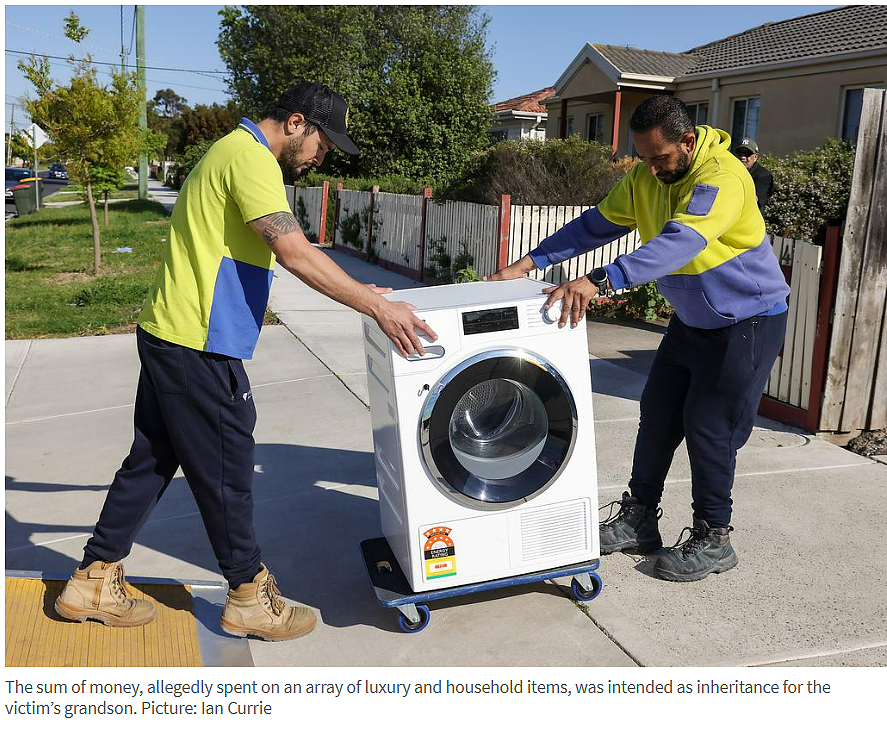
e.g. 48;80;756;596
360;536;603;633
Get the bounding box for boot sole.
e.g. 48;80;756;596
220;616;316;642
601;538;663;555
54;598;156;627
654;554;739;582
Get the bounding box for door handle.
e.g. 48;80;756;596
406;345;445;361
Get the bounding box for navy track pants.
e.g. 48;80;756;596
628;312;788;528
82;327;262;588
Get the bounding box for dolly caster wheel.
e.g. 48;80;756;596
397;604;430;633
571;574;603;602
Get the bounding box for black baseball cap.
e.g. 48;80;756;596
276;82;359;155
734;137;759;155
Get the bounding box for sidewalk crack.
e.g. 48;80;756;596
6;340;33;406
278;321;369;409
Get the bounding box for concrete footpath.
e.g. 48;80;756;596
5;245;886;667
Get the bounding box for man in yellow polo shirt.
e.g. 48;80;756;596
55;83;436;641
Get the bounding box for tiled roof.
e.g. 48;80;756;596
592;44;699;77
683;5;887;76
493;87;556;114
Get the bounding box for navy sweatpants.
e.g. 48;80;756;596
82;327;262;588
628;312;788;528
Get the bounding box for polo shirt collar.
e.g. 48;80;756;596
237;117;270;151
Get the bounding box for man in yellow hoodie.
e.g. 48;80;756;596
490;96;789;582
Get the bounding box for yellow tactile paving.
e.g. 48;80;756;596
5;577;202;667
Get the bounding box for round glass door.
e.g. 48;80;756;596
420;349;577;507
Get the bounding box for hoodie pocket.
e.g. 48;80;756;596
658;283;737;329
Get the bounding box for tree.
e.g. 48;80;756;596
148;88;189;159
177;101;240;149
19;13;147;273
217;5;495;183
91;164;127;226
8;132;36;167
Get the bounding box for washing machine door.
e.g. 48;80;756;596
420;348;578;507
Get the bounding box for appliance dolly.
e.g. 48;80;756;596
360;536;603;633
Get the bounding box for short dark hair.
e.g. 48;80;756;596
629;95;695;143
264;106;319;135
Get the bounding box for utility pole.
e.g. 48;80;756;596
136;5;148;200
6;102;15;165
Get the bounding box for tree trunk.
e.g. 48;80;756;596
103;191;109;226
86;180;101;274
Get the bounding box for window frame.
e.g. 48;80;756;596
839;84;885;141
586;113;605;143
731;96;761;143
685;101;709;127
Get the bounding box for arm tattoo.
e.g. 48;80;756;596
252;211;301;247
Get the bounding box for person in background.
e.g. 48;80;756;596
734;138;774;209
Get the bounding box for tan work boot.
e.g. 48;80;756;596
220;565;316;642
54;561;156;627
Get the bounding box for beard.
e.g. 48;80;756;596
278;132;309;179
657;149;691;184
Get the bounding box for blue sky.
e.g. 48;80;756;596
5;4;839;127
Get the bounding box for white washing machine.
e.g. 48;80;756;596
362;278;599;592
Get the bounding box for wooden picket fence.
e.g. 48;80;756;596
424;198;500;279
507;205;642;286
285;183;328;243
820;88;887;432
765;236;824;410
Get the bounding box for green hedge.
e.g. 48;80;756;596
761;138;856;243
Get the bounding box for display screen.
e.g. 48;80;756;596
462;306;519;335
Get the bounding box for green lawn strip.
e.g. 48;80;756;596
47;190;139;203
5;200;171;338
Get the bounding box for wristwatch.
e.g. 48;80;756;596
587;267;610;295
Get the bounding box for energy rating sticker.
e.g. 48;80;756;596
423;526;457;580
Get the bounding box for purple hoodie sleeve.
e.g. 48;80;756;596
528;208;631;269
603;221;707;290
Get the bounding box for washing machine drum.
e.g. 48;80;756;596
420;350;577;506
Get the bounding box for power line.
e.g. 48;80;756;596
5;48;229;77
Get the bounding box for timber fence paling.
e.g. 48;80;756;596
292;186;325;242
374;191;424;276
335;189;372;251
425;199;499;279
840;91;887;430
507;204;642;287
821;88;887;431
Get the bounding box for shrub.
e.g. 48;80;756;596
444;135;634;205
587;282;674;322
761;138;856;243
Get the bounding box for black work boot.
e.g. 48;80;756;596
654;518;738;582
599;492;663;555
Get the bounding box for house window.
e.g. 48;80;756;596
587;114;604;143
686;102;709;126
731;97;760;143
842;85;885;142
490;129;508;145
566;116;574;136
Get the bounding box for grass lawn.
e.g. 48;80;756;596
5;199;172;339
46;179;139;203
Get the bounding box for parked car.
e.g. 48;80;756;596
5;167;35;200
48;163;68;180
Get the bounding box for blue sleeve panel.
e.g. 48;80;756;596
528;208;631;269
603;221;707;289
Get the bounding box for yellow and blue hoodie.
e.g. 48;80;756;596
529;125;789;329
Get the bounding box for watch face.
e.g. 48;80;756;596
591;268;608;286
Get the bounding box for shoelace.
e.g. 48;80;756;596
109;564;133;606
599;498;662;525
261;573;285;616
669;525;733;557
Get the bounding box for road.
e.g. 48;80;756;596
5;171;68;217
